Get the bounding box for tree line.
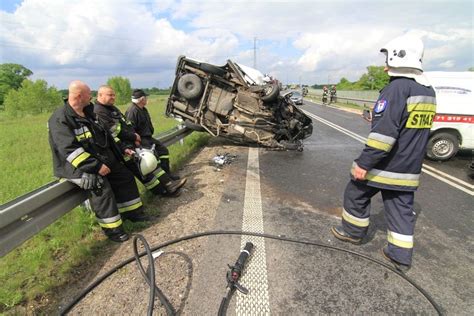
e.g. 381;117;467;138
314;65;474;91
3;62;472;116
0;63;169;117
311;66;390;91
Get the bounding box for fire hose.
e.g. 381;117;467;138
60;230;443;316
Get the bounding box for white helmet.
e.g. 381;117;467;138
136;148;158;176
380;35;424;71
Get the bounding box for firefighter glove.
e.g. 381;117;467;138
79;173;99;190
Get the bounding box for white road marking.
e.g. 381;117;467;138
236;147;271;315
422;164;474;190
303;109;474;196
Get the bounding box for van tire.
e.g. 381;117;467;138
426;132;459;161
177;74;203;100
261;82;280;102
199;63;226;77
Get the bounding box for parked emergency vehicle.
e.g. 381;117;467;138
424;71;473;161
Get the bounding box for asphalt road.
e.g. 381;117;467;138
182;100;473;315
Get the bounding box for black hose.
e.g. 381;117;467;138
217;287;235;316
132;234;176;316
60;230;444;315
133;234;156;316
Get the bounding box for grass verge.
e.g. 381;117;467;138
0;95;209;312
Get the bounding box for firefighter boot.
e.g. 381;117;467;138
164;178;187;196
331;226;362;244
104;226;129;243
381;247;411;273
161;159;181;180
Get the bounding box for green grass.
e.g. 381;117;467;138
0;208;99;310
0;95;209;312
0;112;54;204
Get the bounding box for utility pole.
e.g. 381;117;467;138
253;37;257;69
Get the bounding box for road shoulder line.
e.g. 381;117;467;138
236;147;271;315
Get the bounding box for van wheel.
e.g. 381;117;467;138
199;63;226;77
426;132;459;161
261;82;280;102
178;74;203;100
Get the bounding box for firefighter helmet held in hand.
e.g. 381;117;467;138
136;148;158;176
380;34;424;71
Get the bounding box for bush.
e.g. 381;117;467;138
4;79;63;117
0;63;33;106
107;76;132;105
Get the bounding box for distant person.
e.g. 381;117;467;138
48;81;150;243
94;85;186;197
362;105;373;122
125;89;182;181
330;85;337;103
331;34;437;271
322;86;329;104
302;86;308;96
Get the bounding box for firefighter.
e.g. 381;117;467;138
94;85;186;196
125;89;182;181
330;85;337;103
331;34;436;271
48;81;149;243
322;86;329;104
302;86;308;97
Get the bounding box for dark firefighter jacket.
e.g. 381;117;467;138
48;101;123;179
94;102;137;151
354;77;436;191
125;103;155;139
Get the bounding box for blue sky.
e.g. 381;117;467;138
0;0;472;89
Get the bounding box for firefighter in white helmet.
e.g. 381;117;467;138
331;34;436;271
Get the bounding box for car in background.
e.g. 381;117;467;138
288;90;303;105
166;56;313;150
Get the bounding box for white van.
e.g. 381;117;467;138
424;71;474;161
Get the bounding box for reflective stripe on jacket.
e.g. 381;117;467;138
94;102;137;151
354;77;437;191
48;102;121;179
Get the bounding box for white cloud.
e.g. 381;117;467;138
294;29;388;72
0;0;472;88
0;0;240;87
438;60;456;68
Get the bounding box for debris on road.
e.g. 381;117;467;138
211;153;237;168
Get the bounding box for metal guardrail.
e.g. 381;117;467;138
309;93;376;108
0;125;192;258
330;95;376;104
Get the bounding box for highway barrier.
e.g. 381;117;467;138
0;125;192;258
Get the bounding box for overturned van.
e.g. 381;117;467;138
424;72;474;161
166;56;313;150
